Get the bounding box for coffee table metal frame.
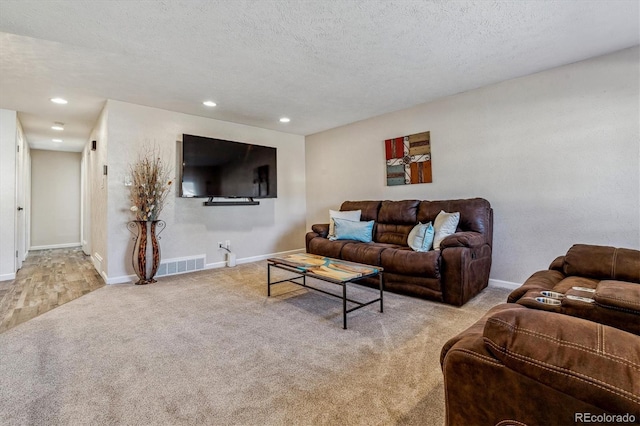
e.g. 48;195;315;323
267;257;384;329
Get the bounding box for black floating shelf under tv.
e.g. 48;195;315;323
203;197;260;206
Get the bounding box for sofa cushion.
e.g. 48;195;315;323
380;248;440;277
374;223;414;245
374;200;420;245
418;198;491;235
483;307;640;416
328;209;361;238
551;276;600;295
378;200;420;224
307;237;352;259
433;210;460;250
407;222;434;252
332;218;374;243
340;201;381;222
564;244;640;283
341;242;395;266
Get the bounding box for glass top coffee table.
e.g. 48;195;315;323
267;253;384;329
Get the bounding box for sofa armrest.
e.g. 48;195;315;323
311;223;329;238
439;231;485;249
483;308;640;417
595;280;640;315
506;269;566;303
441;304;526;366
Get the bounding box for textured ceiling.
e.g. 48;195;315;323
0;0;638;152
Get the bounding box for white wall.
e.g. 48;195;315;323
103;100;306;282
305;47;640;285
0;109;17;281
30;150;81;249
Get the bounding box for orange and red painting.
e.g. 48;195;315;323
385;131;432;186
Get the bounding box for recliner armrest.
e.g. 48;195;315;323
439;231;486;249
595;280;640;315
483;308;640;417
311;223;329;238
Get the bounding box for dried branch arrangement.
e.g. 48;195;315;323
129;146;173;221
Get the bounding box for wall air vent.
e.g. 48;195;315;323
156;255;206;278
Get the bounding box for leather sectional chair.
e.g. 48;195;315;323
305;198;493;306
440;244;640;425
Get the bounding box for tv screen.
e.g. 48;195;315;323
181;134;277;199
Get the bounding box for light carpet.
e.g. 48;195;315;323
0;261;509;425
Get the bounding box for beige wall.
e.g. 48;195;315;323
30;150;82;248
305;47;640;285
102;100;306;282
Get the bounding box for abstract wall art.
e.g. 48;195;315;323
385;131;432;186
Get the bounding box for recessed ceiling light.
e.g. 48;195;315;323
279;117;290;123
50;97;68;104
51;122;64;131
203;101;217;107
52;139;63;142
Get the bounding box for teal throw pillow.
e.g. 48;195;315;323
328;209;361;238
407;222;434;252
331;218;374;243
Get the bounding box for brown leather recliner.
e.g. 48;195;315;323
305;198;493;306
508;244;640;335
441;244;640;425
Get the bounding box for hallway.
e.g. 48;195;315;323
0;248;104;333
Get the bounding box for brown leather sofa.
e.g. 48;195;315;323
305;198;493;306
441;244;640;425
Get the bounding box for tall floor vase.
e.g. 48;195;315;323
128;220;165;285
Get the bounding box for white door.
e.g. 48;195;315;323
15;129;26;269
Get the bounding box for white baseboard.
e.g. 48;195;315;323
214;247;306;268
0;272;16;282
106;274;137;285
103;248;307;285
91;253;103;278
205;261;227;270
488;279;520;290
31;242;81;250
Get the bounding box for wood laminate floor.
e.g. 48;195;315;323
0;247;104;333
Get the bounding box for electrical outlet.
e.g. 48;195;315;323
225;240;231;250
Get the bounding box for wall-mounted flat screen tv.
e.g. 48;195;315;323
180;134;277;199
